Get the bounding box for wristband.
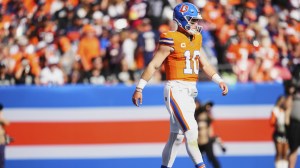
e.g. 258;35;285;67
212;74;224;84
137;79;148;90
136;88;143;93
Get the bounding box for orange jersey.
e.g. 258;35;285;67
159;31;202;82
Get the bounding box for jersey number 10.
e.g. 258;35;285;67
183;50;200;74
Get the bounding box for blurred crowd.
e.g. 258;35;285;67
0;0;299;86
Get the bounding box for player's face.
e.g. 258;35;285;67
190;18;199;27
189;18;203;33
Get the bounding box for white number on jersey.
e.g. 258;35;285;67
183;50;200;74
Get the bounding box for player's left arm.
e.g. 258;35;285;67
199;55;228;96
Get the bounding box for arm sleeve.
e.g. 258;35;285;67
159;33;174;48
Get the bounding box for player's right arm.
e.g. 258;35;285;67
132;45;171;107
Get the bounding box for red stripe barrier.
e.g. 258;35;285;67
6;119;273;145
213;119;273;141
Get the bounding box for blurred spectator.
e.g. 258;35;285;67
202;24;218;70
14;57;37;85
146;0;171;30
58;36;76;75
77;24;102;72
195;101;226;168
250;57;272;82
270;95;289;168
40;56;65;85
104;32;124;82
0;47;14;74
0;62;14;85
202;101;227;153
11;36;40;82
53;0;74;35
243;1;258;25
136;19;159;69
286;66;300;168
99;28;110;57
122;30;138;74
85;57;106;85
255;34;279;78
226;25;255;82
127;0;149;28
69;69;82;84
91;11;104;37
107;0;126;19
202;0;225;32
118;58;134;85
68;60;84;84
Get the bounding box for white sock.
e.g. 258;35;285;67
162;132;184;167
184;129;204;165
275;161;280;168
281;160;288;168
276;160;289;168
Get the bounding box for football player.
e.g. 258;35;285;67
132;2;228;168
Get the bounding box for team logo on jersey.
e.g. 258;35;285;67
181;43;186;48
179;5;189;13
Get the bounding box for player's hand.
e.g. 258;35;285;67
219;82;228;96
132;90;143;107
